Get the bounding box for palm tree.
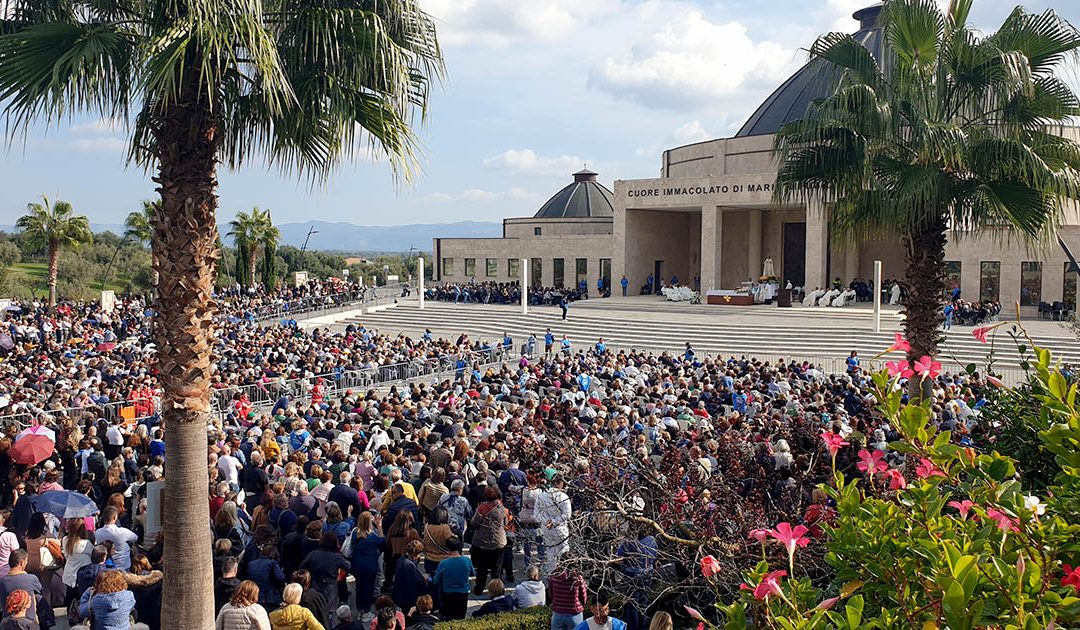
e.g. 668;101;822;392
227;208;260;287
15;195;93;306
0;1;442;625
773;0;1080;395
259;209;282;289
101;200;158;289
124;200;157;245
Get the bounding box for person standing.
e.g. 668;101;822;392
348;512;384;616
535;477;571;575
548;567;587;630
620;275;628;297
0;552;51;630
468;487;507;596
544;330;555;358
558;297;569;321
213;580;271;630
431;537;473;621
94;506;138;571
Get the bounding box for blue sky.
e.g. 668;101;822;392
2;0;1078;228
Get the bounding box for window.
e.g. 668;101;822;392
1065;262;1077;310
485;258;498;277
980;262;1000;302
530;258;542;287
575;258;588;287
944;261;961;297
508;258;520;278
600;258;612;289
553;258;565;288
534;227;542;236
1020;261;1042;306
441;258;454;276
464;258;476;277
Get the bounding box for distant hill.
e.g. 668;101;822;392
1;220;502;253
276;221;501;252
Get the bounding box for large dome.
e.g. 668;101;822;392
735;4;885;138
534;169;615;219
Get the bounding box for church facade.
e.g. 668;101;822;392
434;4;1080;316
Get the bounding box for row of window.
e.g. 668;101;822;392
441;257;613;289
944;261;1077;307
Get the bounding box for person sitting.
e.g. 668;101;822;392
818;288;840;307
802;288;823;307
512;566;546;608
471;579;514;618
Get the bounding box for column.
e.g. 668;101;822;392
844;244;859;282
748;209;762;281
417;257;425;309
521;258;529;315
700;205;722;291
804;198;829;290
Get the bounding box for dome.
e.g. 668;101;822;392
734;3;885;138
533;169;615;219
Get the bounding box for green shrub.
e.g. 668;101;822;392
434;606;551;630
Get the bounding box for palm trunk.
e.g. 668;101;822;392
47;244;58;307
151;63;220;630
903;216;947;400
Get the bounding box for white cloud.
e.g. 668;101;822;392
424;0;620;48
69;137;128;153
483;149;587;178
635;120;713;158
589;10;799;110
423;187;537;203
70;118;125;135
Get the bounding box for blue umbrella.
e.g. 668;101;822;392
34;490;99;519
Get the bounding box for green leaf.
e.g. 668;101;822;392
1048;371;1067;400
845;594;864;628
966;362;977;374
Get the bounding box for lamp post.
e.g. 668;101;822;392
299;225;319;271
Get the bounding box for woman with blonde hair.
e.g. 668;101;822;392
77;569;149;629
215;580;271;630
648;611;674;630
62;519;93;606
268;583;323;630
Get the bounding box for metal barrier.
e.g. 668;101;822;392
0;398;160;433
241;283;411;323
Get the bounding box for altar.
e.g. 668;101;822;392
705;290;754;305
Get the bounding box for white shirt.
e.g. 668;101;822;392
218;454;241;485
106;425;125;446
61;538;93;587
95;523;138;570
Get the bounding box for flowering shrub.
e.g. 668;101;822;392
710;339;1080;628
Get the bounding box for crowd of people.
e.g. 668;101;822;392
0;278;1001;630
425;282;591;307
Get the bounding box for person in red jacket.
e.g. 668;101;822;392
548;566;587;630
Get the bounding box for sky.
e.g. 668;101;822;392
1;0;1079;229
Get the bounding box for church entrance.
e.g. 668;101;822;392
783;222;806;287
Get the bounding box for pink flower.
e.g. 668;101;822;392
885;360;914;379
915;458;946;479
821;430;849;457
768;522;811;555
972;327;991;343
913;355;942;379
856;449;888;474
1062;565;1080;594
683;605;705;622
815;596;840;611
888;333;911;353
948;499;975;520
883;468;907;490
986;375;1006;388
748;528;770;543
700;555;721;578
740;570;788;600
987;508;1019;533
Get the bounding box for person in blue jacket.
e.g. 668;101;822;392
349;512;385;615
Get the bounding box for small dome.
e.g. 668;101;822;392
534;169;615;219
735;3;884;138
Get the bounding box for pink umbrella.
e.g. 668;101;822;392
16;424;56;443
8;435;54;466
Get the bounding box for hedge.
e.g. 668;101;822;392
434;606;551;630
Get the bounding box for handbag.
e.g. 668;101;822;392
341;529;355;557
40;538;63;570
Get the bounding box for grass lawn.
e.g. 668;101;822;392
5;261;128;299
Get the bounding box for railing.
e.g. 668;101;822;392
209;343;513;418
231;282;411;323
0;398;160;433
